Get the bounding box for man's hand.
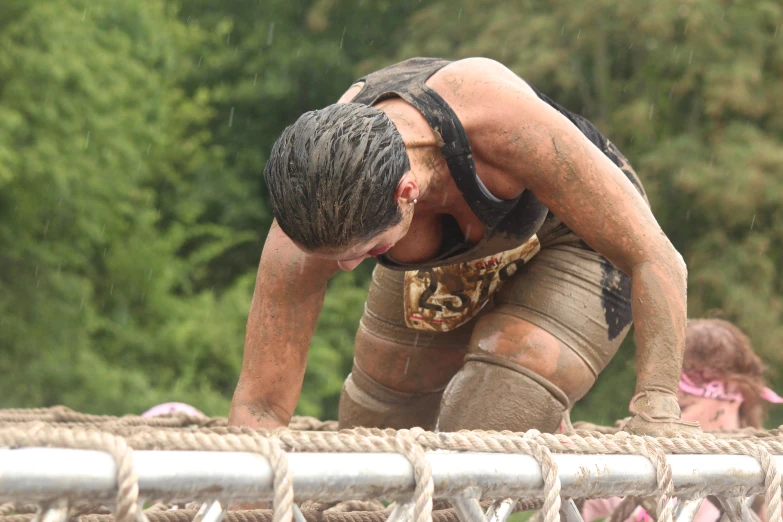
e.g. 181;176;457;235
228;398;289;431
620;390;701;437
229;221;338;430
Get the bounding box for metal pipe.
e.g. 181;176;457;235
38;500;68;522
292;505;307;522
0;448;774;504
485;499;517;522
559;499;584;522
193;501;227;522
674;498;704;522
449;488;486;522
718;498;753;522
386;501;414;522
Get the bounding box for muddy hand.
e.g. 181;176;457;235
620;390;701;437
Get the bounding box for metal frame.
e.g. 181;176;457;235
674;499;705;522
718;497;759;522
485;498;518;522
193;501;227;522
1;448;773;522
558;499;583;522
450;487;485;522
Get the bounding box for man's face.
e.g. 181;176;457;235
308;215;412;271
305;171;419;270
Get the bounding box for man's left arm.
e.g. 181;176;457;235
459;62;698;435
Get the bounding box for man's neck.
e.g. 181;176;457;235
386;107;462;214
407;145;462;214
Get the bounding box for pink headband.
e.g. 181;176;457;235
679;373;783;404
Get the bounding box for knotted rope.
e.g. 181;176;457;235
3;407;783;522
0;424;139;522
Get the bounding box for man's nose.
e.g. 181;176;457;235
337;257;365;271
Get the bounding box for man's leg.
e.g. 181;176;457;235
439;223;634;433
438;315;583;433
338;264;475;430
440;127;645;434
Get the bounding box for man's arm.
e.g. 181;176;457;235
452;59;697;434
230;82;366;430
229;221;339;429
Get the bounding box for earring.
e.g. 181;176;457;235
412;198;418;205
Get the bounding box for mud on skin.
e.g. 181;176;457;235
231;58;690;433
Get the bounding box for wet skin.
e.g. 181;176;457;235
353;312;596;405
229;58;687;429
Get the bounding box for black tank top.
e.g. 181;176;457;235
351;57;550;270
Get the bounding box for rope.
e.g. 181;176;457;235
70;503;113;518
0;500;541;522
142;504;173;513
638;435;673;522
270;428;434;522
0;424;139;522
324;501;386;513
123;430;293;522
287;417;339;432
0;406;329;432
0;505;36;517
403;429;561;522
534;431;782;522
392;432;433;522
6;407;783;522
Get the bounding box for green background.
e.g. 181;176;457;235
1;0;781;428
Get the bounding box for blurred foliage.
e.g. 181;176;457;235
0;0;781;426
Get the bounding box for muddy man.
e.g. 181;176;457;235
229;57;701;436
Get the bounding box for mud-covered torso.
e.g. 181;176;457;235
350;57;549;271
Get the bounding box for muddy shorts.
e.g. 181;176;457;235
359;139;648;378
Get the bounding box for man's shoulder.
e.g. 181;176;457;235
434;57;520;85
366;56;514;87
428;57;537;135
429;58;534;108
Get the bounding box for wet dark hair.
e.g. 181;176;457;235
264;103;410;250
684;319;768;428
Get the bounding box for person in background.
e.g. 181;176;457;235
582;318;782;522
141;402;205;418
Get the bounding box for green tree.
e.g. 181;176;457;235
0;0;422;420
0;0;247;415
5;0;780;427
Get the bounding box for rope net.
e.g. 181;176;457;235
1;407;782;522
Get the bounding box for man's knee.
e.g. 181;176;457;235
438;353;569;433
469;313;597;403
338;361;443;430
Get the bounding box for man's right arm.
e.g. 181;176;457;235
229;221;339;429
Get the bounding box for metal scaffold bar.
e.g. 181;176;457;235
450;488;486;522
674;498;705;522
485;498;518;522
0;448;774;504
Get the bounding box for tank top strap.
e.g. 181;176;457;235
352;57;453;105
351;58;519;228
399;83;520;227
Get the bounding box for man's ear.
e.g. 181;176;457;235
394;173;420;205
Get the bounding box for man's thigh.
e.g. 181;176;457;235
339;264;483;430
354;263;479;392
481;231;634;402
